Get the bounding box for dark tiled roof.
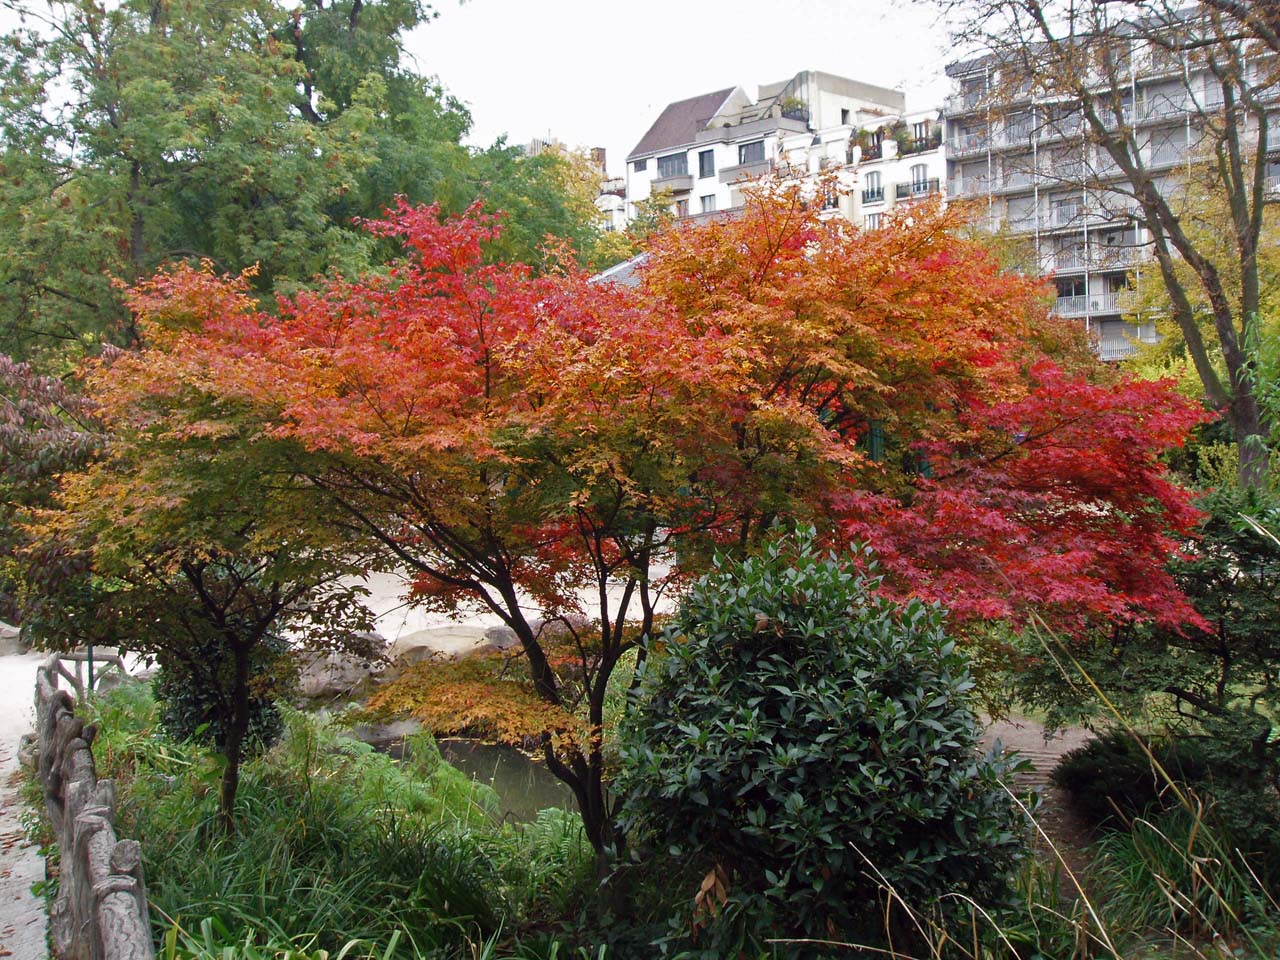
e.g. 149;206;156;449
627;88;736;161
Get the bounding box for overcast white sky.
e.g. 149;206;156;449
405;0;961;174
0;0;964;175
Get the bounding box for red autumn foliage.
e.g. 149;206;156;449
113;183;1207;849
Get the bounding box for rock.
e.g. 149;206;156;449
18;732;37;772
528;613;590;642
0;620;22;656
348;718;423;747
483;625;519;649
388;626;490;664
298;635;389;700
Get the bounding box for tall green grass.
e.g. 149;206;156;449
84;683;595;959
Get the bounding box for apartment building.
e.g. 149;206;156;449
942;39;1256;360
625;71;909;222
845;109;945;230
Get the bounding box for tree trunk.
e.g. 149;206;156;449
218;642;251;830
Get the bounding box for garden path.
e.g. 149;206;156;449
0;651;47;958
982;717;1096;885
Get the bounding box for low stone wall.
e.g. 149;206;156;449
35;655;153;960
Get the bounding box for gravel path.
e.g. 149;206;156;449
0;652;47;959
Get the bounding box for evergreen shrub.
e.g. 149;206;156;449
617;530;1029;949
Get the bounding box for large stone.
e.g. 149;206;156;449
298;632;389;699
388;625;491;664
0;620;22;656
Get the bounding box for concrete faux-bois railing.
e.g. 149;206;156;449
34;652;154;960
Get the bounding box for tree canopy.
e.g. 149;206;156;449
0;0;606;362
99;185;1206;850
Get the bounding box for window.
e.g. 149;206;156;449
912;121;929;143
1057;276;1086;298
961;77;985;108
862;170;883;203
700;194;716;214
633;158;647;172
841;108;851;126
864;212;882;230
910;164;929;189
657;152;688;178
738;140;765;165
674;198;689;218
698;150;715;179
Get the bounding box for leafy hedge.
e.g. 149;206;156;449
617;531;1029;950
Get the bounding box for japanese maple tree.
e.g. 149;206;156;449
31;271;375;825
118;186;1206;852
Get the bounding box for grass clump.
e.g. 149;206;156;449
85;681;583;958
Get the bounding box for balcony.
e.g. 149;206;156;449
1000;169;1033;190
1002;124;1035;146
719;159;772;184
1042;205;1083;229
949;132;990;155
902;130;943;156
949;174;990;197
1097;323;1160;361
1146;146;1183;168
862;186;885;204
1036;118;1083;142
1138;96;1189;122
895;179;941;200
944;91;986;115
1053;292;1123;318
1098;338;1138;362
650;173;693;193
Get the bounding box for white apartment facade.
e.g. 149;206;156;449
625;71;926;222
844;110;946;229
943;31;1280;361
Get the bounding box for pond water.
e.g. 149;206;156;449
374;734;575;823
438;738;576;822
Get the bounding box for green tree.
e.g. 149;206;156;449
1016;484;1280;861
0;0;607;361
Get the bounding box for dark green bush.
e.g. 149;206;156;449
616;530;1029;951
153;633;292;754
1051;729;1210;829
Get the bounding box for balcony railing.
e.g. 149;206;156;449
901;131;944;156
1054;295;1089;317
949;133;989;155
944;91;986;115
1098;338;1138;362
1147;146;1183;168
1002;124;1035;145
1138;97;1189;122
1002;169;1034;190
1053;292;1123;317
895;179;941;200
651;173;693;193
1042;205;1083;229
1036;118;1083;141
862;186;884;204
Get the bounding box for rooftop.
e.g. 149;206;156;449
628;88;739;161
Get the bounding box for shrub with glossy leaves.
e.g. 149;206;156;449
617;530;1029;947
154;633;291;755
